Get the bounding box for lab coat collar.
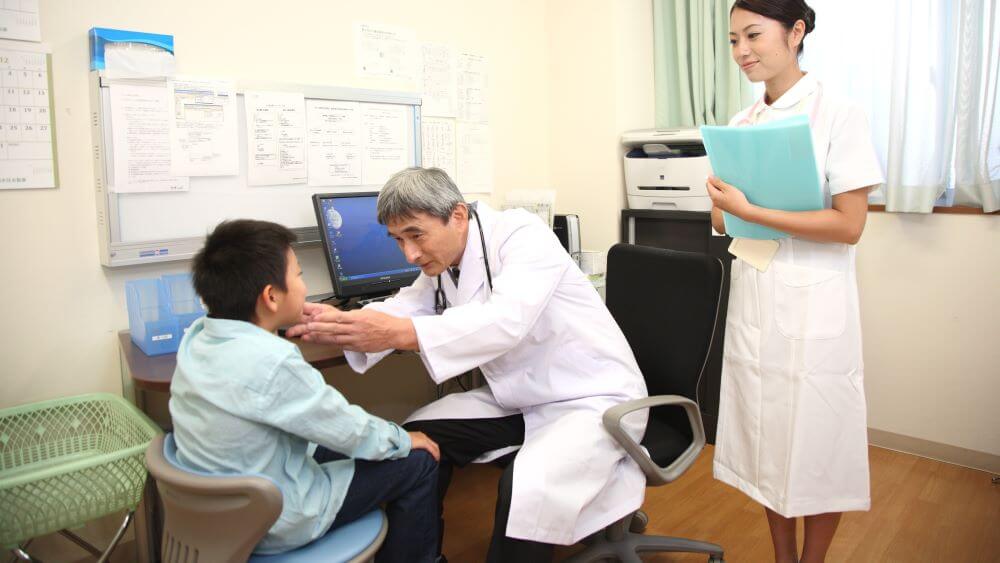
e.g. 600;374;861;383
766;71;818;110
455;200;495;304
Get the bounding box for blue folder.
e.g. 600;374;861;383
700;115;823;239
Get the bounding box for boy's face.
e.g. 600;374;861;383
277;249;308;325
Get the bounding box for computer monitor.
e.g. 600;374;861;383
312;192;421;299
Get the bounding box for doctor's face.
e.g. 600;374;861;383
387;205;469;277
729;7;803;83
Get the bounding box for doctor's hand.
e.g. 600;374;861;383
302;308;419;352
407;431;441;461
706;175;754;220
284;301;337;339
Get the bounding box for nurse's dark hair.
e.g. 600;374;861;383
731;0;816;55
192;219;297;322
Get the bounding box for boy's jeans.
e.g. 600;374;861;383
314;446;440;563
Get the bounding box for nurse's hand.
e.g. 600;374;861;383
284;301;336;339
706;175;754;219
303;308;419;352
407;431;441;461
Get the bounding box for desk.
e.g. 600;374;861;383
118;331;347;394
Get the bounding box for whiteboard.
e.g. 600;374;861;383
91;74;422;267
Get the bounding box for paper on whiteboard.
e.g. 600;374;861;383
355;23;416;80
0;0;40;42
307;99;363;186
0;40;56;190
109;83;189;193
361;103;409;186
420;42;456;117
457;53;488;123
421;117;456;180
169;78;238;176
245;90;307;186
457;121;492;193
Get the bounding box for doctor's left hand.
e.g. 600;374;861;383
303;308;419;353
706;175;754;219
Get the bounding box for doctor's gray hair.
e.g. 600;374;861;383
377;167;466;224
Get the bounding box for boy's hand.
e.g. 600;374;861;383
407;431;440;461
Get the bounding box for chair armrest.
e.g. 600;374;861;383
602;395;706;486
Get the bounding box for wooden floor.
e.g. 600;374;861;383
442;445;1000;562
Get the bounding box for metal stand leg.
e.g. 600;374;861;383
97;510;134;563
49;510;134;563
9;547;37;562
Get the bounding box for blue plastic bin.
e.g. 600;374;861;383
126;274;205;356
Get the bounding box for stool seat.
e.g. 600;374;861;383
250;510;387;562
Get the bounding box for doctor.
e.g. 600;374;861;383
708;1;883;563
288;167;648;562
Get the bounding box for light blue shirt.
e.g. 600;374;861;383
169;316;411;554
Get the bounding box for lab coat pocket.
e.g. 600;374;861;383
772;261;846;340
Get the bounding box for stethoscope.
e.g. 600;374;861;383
433;205;493;315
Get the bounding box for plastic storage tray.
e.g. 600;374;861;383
0;393;161;547
126;273;205;356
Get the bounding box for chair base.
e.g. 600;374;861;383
564;514;724;563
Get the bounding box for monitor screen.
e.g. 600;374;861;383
312;192;421;298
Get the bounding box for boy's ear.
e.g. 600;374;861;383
259;283;281;314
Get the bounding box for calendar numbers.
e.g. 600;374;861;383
0;47;55;188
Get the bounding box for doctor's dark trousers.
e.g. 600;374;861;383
405;415;556;563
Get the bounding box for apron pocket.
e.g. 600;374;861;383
772;261;846;340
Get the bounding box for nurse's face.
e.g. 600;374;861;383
729;7;803;83
387;205;469;278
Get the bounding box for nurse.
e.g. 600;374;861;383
707;1;883;562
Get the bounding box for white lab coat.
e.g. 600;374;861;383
345;203;649;544
713;74;885;517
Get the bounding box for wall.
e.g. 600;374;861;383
858;213;1000;458
546;0;655;251
0;0;551;410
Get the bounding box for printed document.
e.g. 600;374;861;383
109;83;189;193
361;103;409;186
307;99;363;186
245;90;307;186
168;77;238;176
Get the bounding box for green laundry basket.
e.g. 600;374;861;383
0;393;161;550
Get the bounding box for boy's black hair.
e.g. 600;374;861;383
192;219;297;322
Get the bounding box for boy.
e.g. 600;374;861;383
169;219;440;561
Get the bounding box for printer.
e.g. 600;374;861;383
622;128;712;211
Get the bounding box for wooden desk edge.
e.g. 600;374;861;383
118;330;347;393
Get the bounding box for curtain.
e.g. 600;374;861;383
863;0;999;212
653;0;753;128
951;0;999;212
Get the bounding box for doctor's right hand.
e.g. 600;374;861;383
407;431;441;461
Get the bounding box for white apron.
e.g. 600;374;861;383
713;74;883;517
346;203;649;544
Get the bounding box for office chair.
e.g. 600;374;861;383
566;243;725;563
145;434;387;563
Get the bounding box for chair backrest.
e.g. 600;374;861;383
605;244;723;439
145;434;283;563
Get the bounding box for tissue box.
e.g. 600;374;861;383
126;273;204;356
89;27;174;73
